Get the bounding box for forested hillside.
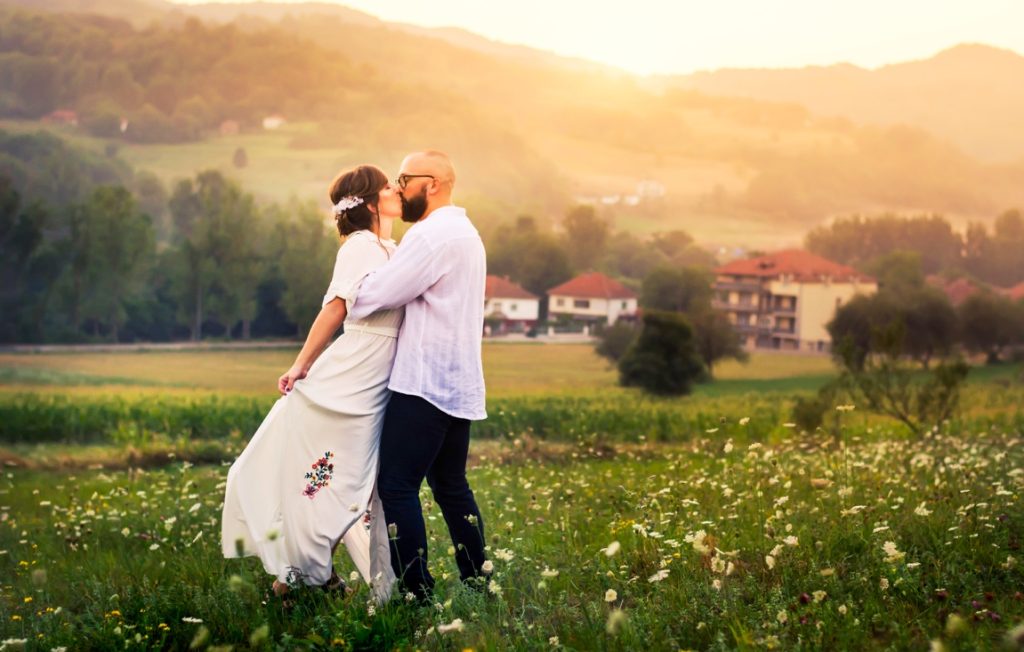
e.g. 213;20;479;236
2;2;1023;227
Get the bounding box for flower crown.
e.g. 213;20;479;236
332;195;364;216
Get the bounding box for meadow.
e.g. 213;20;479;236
1;346;1023;650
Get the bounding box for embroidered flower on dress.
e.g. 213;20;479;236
302;451;335;499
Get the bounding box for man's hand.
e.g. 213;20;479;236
278;365;308;395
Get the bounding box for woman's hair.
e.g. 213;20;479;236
328;164;388;237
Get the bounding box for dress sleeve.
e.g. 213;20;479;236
321;234;385;308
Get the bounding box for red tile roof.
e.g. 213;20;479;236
547;272;636;299
715;249;874;283
941;277;982;306
1003;281;1024;301
485;275;537;300
927;276;1024;306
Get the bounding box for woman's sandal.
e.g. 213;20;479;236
321;570;349;596
271;580;296;610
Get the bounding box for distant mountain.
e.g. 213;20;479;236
664;44;1024;162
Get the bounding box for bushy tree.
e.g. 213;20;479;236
958;292;1024;363
640;266;713;313
487;215;572;300
828;288;956;369
595;321;638;363
690;309;748;378
618;310;705;396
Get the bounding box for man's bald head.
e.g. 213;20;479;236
401;150;456;188
396;150;456;222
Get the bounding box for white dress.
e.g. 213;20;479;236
221;230;402;602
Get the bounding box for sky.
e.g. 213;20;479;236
173;0;1024;75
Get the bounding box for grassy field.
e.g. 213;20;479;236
1;428;1022;650
1;347;1023;649
0;345;837;398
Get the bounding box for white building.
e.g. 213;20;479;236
547;272;638;326
484;275;540;334
713;249;878;352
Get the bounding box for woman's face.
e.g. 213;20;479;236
376;182;402;219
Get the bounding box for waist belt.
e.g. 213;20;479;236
344;323;399;338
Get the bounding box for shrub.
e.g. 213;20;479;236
618;310;705;396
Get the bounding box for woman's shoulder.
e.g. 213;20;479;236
337;230;392;258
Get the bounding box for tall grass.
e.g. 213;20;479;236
2;383;1021;446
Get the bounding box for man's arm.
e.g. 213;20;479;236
347;232;442;321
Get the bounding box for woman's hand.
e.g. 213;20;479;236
278;365;308;395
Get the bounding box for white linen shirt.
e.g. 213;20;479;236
347;205;487;420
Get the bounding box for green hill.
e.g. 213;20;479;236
2;0;1023;248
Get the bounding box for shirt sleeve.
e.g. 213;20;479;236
321;235;385;308
347;230;443;321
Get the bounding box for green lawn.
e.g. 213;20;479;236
0;346;839;398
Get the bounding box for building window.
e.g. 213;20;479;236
510;303;517;311
573;299;591;309
556;298;565;307
621;301;628;309
493;302;502;311
835;297;842;308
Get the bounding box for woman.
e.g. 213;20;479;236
221;165;401;603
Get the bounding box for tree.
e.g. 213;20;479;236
640;266;713;314
78;186;154;341
900;288;958;368
965;210;1024;287
133;171;169;240
487;215;572;300
168;171;256;340
0;179;55;342
959;292;1024;363
562;204;609;271
233;147;248;169
618;310;705;396
864;250;925;295
805;213;963;274
827;289;955;369
277;200;338;337
689;309;748;378
834;323;969;436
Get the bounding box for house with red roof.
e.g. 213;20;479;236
547;272;638;326
484;275;540;334
1005;281;1024;302
927;275;1024;305
713;249;877;352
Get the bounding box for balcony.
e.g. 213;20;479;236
713;280;764;292
713;300;759;312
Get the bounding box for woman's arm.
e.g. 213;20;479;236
277;298;347;394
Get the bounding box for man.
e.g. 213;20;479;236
347;150;487;599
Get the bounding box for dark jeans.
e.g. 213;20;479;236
377;392;486;599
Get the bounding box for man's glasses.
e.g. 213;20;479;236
395;174;435;189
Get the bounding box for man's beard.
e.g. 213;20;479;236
400;188;428;223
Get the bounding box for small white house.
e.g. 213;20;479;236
262;114;287;130
484;275;540;334
547;272;638;326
